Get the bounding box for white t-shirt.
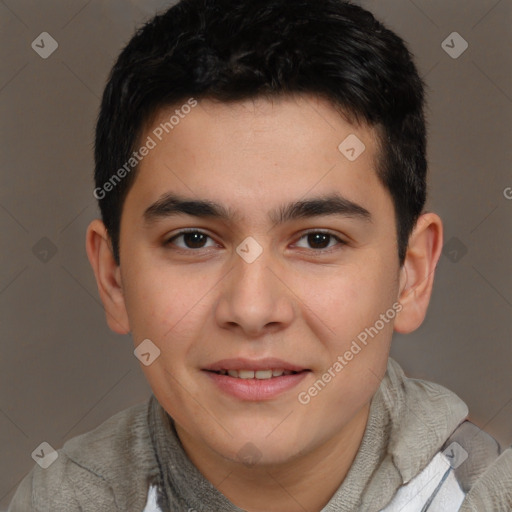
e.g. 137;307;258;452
143;484;162;512
141;452;466;512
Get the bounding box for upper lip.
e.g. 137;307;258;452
203;358;308;372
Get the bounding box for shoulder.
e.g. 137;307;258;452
459;446;512;511
380;420;508;512
453;422;512;511
62;397;158;477
441;419;502;493
8;397;159;512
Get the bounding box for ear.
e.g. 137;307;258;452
85;219;130;335
394;213;443;334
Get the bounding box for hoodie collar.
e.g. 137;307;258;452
383;357;469;484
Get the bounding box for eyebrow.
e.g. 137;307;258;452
143;192;372;226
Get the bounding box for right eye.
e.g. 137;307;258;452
164;229;219;251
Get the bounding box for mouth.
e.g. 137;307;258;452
205;368;306;379
202;358;311;400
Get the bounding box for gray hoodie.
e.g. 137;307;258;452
8;357;512;511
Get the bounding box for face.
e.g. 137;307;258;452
116;95;402;465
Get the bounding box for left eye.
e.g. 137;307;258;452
294;231;344;251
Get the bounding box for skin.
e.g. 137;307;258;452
86;94;443;512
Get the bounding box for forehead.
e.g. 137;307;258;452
125;94;390;226
147;94;378;163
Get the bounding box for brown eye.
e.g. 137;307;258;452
165;230;215;250
294;231;345;251
307;232;331;249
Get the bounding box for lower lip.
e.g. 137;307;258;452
203;370;310;401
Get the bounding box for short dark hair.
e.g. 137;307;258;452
94;0;428;266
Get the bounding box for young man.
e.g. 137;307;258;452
9;0;511;510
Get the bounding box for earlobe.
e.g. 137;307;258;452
85;219;131;335
394;213;443;334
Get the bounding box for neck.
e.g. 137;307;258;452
175;401;371;512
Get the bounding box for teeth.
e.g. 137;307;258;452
255;370;273;379
217;369;297;379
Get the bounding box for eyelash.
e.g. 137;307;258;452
164;228;346;254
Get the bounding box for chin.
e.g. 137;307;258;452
210;431;307;468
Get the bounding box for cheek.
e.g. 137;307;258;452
300;263;393;327
297;257;398;360
123;261;217;348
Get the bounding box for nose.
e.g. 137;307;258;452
214;244;295;338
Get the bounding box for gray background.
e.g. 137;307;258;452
1;0;511;508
